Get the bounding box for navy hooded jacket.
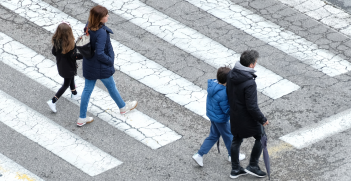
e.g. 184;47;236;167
226;62;267;138
206;79;230;123
82;24;115;80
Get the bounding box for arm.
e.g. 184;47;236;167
219;98;230;115
52;46;57;56
244;83;267;125
95;31;113;66
69;47;83;60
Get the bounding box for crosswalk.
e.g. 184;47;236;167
1;0;351;179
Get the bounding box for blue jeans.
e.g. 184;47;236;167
79;76;126;118
198;121;233;156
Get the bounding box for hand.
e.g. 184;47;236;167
263;120;269;126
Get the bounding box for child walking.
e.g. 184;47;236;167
47;22;83;113
192;66;245;167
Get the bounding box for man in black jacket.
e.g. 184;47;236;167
226;50;269;179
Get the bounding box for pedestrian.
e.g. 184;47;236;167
77;5;137;126
192;66;245;167
227;50;269;179
47;21;83;113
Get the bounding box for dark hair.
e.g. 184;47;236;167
52;23;75;54
240;50;259;67
88;5;108;31
217;66;231;84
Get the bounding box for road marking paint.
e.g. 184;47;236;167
267;142;293;158
280;109;351;149
279;0;351;38
0;32;181;149
0;0;210;119
90;0;300;99
0;153;43;181
0;90;122;176
185;0;351;77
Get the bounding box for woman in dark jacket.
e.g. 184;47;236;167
77;5;137;126
47;22;83;113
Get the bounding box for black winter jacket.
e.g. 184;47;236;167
52;44;83;78
226;62;267;138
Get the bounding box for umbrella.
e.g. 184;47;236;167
261;125;271;180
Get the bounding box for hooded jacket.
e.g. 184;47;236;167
226;62;267;138
206;79;230;123
82;24;115;80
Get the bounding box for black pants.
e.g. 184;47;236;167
55;77;75;99
231;134;262;169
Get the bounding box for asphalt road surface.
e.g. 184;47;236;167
1;0;351;180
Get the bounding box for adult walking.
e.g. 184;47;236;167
227;50;269;178
77;5;137;126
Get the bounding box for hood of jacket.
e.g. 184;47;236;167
207;79;226;97
228;61;257;85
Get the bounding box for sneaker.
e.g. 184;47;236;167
244;165;266;178
192;153;203;167
47;100;57;113
230;167;247;179
120;101;138;114
77;117;94;127
228;153;246;162
71;93;80;100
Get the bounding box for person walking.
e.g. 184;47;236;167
47;22;83;113
227;50;269;179
192;66;245;167
77;5;137;126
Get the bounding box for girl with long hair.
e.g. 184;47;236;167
47;22;83;113
77;5;137;126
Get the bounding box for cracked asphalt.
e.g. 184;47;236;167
1;0;351;180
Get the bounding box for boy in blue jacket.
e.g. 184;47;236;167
193;66;245;167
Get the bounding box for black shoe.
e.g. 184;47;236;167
244;165;266;178
230;167;247;179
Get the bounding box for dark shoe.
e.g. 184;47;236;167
230;167;247;179
245;165;266;178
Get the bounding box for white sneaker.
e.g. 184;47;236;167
77;117;94;127
47;100;57;113
192;153;203;167
120;101;138;114
228;153;246;162
71;93;80;100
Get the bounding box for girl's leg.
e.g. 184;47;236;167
53;78;72;102
69;77;77;95
214;121;234;156
79;79;96;118
100;76;126;108
198;121;221;156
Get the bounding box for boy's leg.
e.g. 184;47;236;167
198;121;221;156
100;76;126;108
213;121;233;156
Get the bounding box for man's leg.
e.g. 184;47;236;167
244;134;266;178
230;135;243;169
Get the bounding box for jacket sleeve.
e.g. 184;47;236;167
244;82;267;124
69;47;83;60
219;97;230;115
95;30;113;66
52;46;57;56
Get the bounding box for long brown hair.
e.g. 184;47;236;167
52;23;75;54
88;5;108;31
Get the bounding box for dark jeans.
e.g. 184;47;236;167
231;134;262;169
55;77;75;99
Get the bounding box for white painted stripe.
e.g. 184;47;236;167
91;0;300;99
0;32;181;149
0;90;122;176
0;153;44;181
279;0;351;38
0;0;209;119
185;0;351;77
280;109;351;149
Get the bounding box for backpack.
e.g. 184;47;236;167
76;27;94;59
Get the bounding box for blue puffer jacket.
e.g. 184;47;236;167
83;24;115;80
206;79;230;123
